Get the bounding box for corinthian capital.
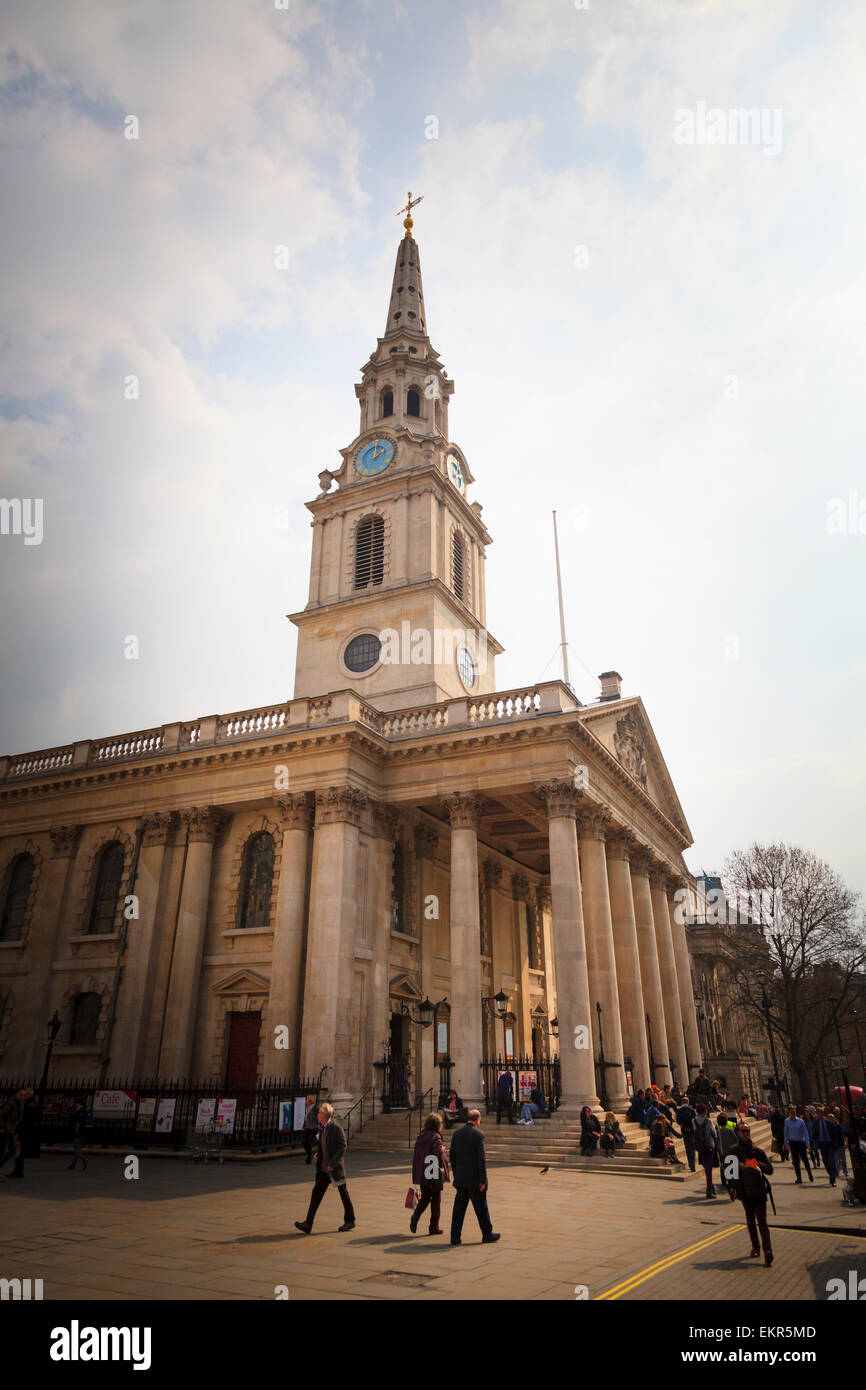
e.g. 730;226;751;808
536;882;551;913
315;785;367;827
575;804;612;841
483;858;503;888
630;846;654;878
605;828;635;862
536;778;584;820
511;871;530;903
273;792;313;831
49;825;81;859
444;791;482;830
181;806;229;843
142;811;178;847
369;800;398;841
413;823;439;859
649;861;671;892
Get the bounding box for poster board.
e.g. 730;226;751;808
155;1098;176;1133
217;1098;237;1133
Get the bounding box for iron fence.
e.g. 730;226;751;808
0;1075;324;1153
481;1056;561;1114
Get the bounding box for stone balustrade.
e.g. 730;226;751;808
1;679;580;780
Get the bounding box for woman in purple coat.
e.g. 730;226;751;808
410;1113;451;1235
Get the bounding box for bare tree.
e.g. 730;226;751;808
722;843;865;1101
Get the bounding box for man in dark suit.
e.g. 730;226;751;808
295;1102;356;1233
448;1108;500;1245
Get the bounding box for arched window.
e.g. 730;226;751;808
391;842;405;933
406;387;421;417
86;842;125;935
237;832;275;930
0;853;35;942
451;529;465;602
381;388;393;417
354;514;385;589
70;992;100;1044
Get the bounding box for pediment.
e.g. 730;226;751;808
389;973;423;1001
579;697;692;842
213;969;269;996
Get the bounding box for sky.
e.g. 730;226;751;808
1;0;864;902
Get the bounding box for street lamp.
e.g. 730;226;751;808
482;989;509;1020
831;1001;866;1203
852;1009;865;1076
400;996;437;1028
760;986;783;1110
36;1011;62;1157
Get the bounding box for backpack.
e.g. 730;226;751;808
678;1107;695;1134
741;1158;767;1201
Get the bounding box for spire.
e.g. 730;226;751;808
385;192;429;339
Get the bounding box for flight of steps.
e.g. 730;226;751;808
347;1108;776;1185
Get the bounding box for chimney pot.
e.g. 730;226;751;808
598;670;622;701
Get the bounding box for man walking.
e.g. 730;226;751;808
495;1070;514;1125
731;1119;775;1267
449;1108;500;1246
294;1102;355;1233
814;1107;838;1187
67;1097;90;1172
676;1097;697;1172
784;1105;814;1184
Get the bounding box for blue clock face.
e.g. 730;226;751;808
446;453;465;493
355;437;395;477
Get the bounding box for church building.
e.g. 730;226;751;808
0;204;703;1112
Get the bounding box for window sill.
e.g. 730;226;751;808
68;933;120;944
223;927;274;938
54;1045;101;1055
0;940;25;949
391;930;420;944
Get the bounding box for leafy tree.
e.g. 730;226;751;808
722;843;864;1101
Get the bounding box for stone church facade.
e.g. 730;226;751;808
0;214;704;1110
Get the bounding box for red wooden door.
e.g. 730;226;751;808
225;1012;261;1092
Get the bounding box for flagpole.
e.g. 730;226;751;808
552;510;571;690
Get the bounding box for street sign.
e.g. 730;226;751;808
829;1055;847;1070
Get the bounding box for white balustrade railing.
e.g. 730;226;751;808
2;683;568;778
8;745;75;777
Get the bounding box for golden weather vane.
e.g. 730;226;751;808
396;189;424;238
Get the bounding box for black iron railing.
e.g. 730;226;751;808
0;1075;324;1152
481;1056;561;1115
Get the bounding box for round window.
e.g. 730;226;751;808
457;646;476;689
344;633;381;673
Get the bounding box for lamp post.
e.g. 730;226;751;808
831;1001;866;1202
36;1011;62;1158
646;1012;664;1085
852;1009;865;1077
760;986;783;1110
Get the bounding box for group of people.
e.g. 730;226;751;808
0;1087;39;1180
294;1100;501;1245
773;1104;850;1186
494;1070;552;1125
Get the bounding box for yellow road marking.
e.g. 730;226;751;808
595;1226;744;1300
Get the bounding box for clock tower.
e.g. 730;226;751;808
290;202;502;711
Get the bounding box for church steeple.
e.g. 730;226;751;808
289;211;503;712
384;233;428;340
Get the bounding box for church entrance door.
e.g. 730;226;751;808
225;1011;261;1094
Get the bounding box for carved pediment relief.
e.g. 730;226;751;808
613;709;649;789
389;972;423;1001
213;969;269;996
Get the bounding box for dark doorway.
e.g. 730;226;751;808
225;1011;261;1093
385;1010;410;1109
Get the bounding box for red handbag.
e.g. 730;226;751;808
405;1186;418;1210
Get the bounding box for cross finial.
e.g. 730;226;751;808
396;189;424;238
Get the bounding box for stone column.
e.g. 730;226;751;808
265;794;313;1081
630;848;671;1087
299;786;365;1103
27;826;81;1073
112;812;177;1076
444;791;484;1103
160;807;226;1078
368;803;396;1086
511;872;532;1055
537;780;599;1109
605;830;651;1092
666;874;702;1081
649;864;688;1085
481;858;502;1062
576;805;629;1107
414;823;439;1098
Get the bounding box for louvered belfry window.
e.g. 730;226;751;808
451;528;465;602
86;842;125;935
354;514;385;589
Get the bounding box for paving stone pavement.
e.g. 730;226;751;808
1;1149;863;1301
